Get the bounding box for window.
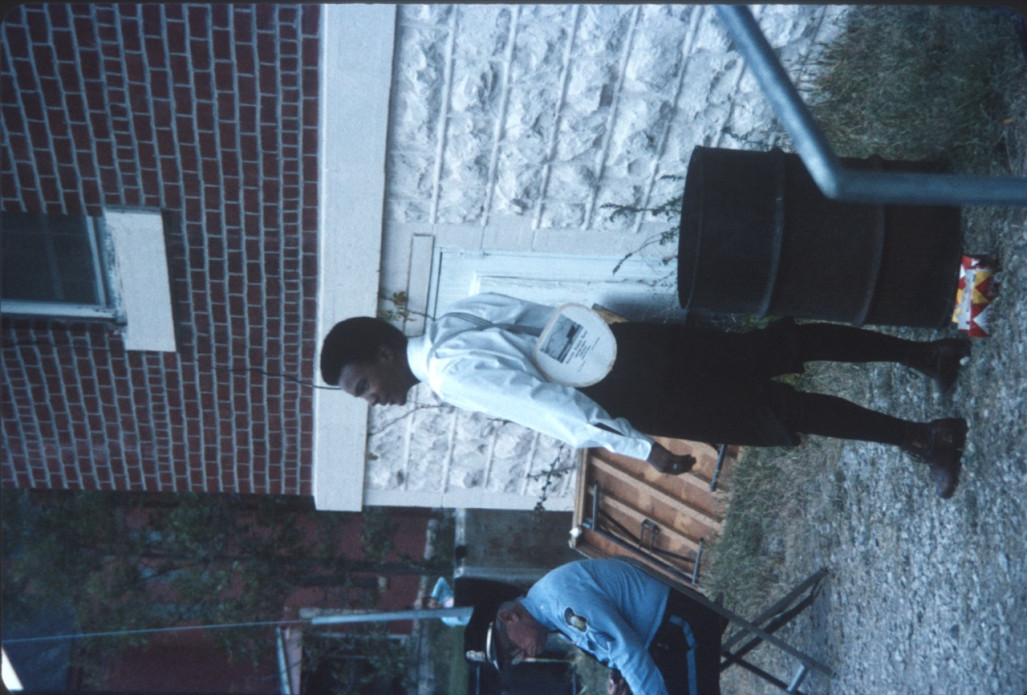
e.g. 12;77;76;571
1;208;177;352
1;210;123;321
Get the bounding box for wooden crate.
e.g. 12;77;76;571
570;437;738;588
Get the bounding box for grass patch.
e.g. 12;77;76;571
806;5;1026;172
702;383;846;617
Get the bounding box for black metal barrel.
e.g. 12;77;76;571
677;146;963;327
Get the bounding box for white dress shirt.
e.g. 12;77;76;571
406;293;654;461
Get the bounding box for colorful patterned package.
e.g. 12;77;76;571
952;255;999;337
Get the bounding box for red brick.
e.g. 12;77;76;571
301;7;320;36
259;125;277;152
187;5;210;36
258;62;277;90
80;176;102;203
167;53;190;82
79;52;102;81
217;92;236;120
20;90;44;120
164;19;186;53
157;133;176;159
73;18;97;50
99;37;121;60
214;61;235;93
123;50;146;84
301;67;318;98
150;70;171;100
122;186;142;206
71;122;92;150
238;104;257;132
141;4;163;35
189;39;211;72
156;3;181;22
234;45;256;78
255;5;277;30
197;128;216;158
209;3;230;29
212;30;233;61
47;3;70;28
139;167;159;193
28;118;52;145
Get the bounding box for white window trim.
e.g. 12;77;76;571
105;208;177;352
313;5;396;511
0;298;117;320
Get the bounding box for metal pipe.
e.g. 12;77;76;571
715;5;1027;207
311;606;473;626
4;607;474;644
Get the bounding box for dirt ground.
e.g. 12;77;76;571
720;100;1027;695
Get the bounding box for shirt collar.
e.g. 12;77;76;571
406;334;431;383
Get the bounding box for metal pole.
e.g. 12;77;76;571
3;607;474;644
311;606;472;626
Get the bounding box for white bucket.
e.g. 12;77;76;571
533;304;617;387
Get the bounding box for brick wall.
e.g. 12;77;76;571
1;3;321;494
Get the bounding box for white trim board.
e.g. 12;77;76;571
106;209;177;352
313;5;397;511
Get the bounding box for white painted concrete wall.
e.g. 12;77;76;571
321;4;849;510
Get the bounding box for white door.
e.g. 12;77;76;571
428;248;685;323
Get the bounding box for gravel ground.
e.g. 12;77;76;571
720;111;1027;695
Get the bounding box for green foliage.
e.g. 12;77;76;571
360;506;399;567
303;630;412;695
377;290;430;324
0;489;434;684
602;175;685;278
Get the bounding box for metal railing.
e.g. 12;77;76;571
716;5;1027;207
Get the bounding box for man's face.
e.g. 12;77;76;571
496;605;549;665
338;349;411;407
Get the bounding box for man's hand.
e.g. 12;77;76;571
606;672;632;695
646;442;696;475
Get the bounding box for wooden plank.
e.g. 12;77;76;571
589;456;724;523
571;440;741;587
591;447;729;515
597;493;704;552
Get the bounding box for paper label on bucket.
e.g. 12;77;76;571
539;315;586;364
534;304;617;387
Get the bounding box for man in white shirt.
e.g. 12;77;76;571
320;293;969;496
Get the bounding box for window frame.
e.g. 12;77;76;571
1;212;125;322
1;207;178;352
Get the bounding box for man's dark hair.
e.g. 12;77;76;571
319;317;407;385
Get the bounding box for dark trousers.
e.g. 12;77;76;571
582;319;922;447
648;590;726;695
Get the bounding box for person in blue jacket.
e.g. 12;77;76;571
463;557;726;695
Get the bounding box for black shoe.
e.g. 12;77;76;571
913;339;971;391
903;418;967;499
